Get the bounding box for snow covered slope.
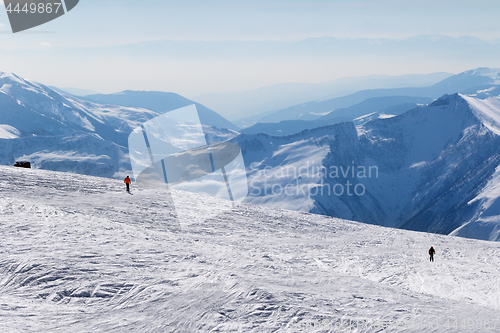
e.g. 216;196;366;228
0;125;20;139
83;90;239;131
1;165;500;332
236;93;500;241
0;71;159;177
0;72;159;146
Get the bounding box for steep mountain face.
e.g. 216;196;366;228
83;90;239;131
0;87;74;136
0;72;158;146
249;68;500;124
0;133;130;178
236;93;500;241
0;72;159;177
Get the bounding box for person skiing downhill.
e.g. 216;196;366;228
124;176;131;192
429;246;435;262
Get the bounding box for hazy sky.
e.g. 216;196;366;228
2;0;500;46
0;0;499;95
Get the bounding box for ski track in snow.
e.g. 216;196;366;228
1;166;500;332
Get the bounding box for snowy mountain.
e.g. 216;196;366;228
0;72;157;178
0;125;21;139
0;72;159;144
4;70;500;242
0;133;130;178
236;93;500;241
1;165;500;331
0;72;238;178
245;68;500;125
83;90;239;131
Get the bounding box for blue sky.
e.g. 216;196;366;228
2;0;500;46
0;0;499;95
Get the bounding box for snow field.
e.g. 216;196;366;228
1;166;500;332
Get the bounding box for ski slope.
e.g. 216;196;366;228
1;165;500;332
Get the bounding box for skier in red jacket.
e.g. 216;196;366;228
124;176;131;192
429;246;435;262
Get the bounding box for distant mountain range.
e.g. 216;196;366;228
195;72;452;122
245;68;500;125
239;68;500;136
241;96;434;136
3;34;499;110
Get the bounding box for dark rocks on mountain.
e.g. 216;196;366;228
14;161;31;168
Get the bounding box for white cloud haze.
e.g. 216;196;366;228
0;0;499;95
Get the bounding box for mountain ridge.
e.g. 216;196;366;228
241;96;433;136
0;71;238;178
2;70;500;242
244;67;500;125
83;90;239;131
235;93;500;241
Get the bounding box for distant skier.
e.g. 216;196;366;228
124;176;131;192
429;246;435;262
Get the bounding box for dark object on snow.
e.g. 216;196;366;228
429;246;435;262
14;161;31;168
